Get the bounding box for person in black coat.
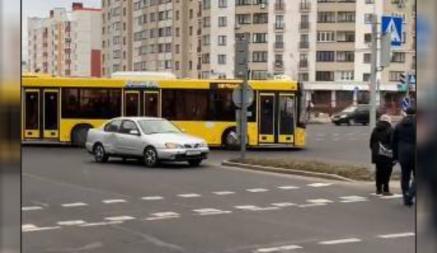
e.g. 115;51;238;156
393;107;416;206
370;114;395;195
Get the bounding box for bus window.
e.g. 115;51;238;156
144;92;159;117
125;92;139;116
279;95;294;136
25;91;39;130
162;90;209;121
44;92;58;130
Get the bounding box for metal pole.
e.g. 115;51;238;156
369;14;378;130
405;71;410;98
240;75;248;160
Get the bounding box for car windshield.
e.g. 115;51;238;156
341;106;357;113
137;119;182;134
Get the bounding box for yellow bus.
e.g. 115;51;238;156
22;74;307;148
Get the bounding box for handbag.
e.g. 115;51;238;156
378;142;393;158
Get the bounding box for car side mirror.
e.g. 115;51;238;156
129;129;140;136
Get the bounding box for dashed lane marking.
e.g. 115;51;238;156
271;202;296;207
177;193;202;198
22;224;60;232
339;196;368;203
212;191;235;195
104;216;136;222
61;202;88;208
80;221;123;227
318;238;362;245
102;199;127;204
307;183;333;188
141;196;164;201
255;244;303;252
22;206;43;211
234;205;280;211
378;232;415;239
307;199;334;204
145;212;180;221
246;188;269;193
277;185;300;190
298;203;327;208
193;208;232;216
57;220;86;226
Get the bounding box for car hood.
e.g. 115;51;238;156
143;133;206;146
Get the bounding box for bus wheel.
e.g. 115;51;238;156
71;124;92;147
222;128;239;150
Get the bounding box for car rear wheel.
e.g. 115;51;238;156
188;159;202;167
94;144;108;163
143;147;158;168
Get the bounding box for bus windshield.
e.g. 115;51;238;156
138;119;181;135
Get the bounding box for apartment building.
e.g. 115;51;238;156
27;3;102;77
300;0;415;114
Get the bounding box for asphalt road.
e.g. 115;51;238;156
23;141;414;253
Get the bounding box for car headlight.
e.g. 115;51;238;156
165;143;183;149
340;114;347;118
199;142;208;148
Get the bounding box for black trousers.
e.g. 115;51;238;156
400;159;415;201
375;162;393;192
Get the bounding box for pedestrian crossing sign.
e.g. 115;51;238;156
382;16;403;47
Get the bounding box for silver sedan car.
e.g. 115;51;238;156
85;117;209;167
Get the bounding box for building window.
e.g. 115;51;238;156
389;71;404;81
363;53;371;63
316;71;334;81
364;33;372;43
202;35;210;46
236;0;252;5
337;12;355;23
218;16;227;27
218;35;227;46
364;13;373;24
336;51;354;62
219;0;227;8
251;70;268;80
252;51;268;62
316;51;335;62
237;14;251;25
317;31;335;42
391;52;406;63
218;54;226;65
252;33;267;43
336;31;355;42
298;73;309;81
317;12;336;23
363;73;370;81
365;0;374;3
253;13;268;24
202;53;210;64
203;17;211;27
336;71;354;81
203;0;211;9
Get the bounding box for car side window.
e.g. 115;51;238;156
119;120;139;134
104;120;122;132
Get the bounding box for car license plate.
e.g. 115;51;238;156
186;150;201;156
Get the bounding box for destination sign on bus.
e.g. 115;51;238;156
126;80;159;89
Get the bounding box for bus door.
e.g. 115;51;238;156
258;93;275;143
144;91;160;117
278;94;295;144
24;89;40;139
258;93;296;144
124;91;140;116
43;89;59;139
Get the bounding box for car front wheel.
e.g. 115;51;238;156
188;159;202;167
144;147;158;168
94;144;108;163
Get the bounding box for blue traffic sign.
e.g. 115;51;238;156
382;16;403;47
408;74;416;84
401;97;411;111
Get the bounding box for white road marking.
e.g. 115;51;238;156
61;202;88;208
378;232;415;239
212;191;235;195
145;212;180;221
22;224;60;232
234;205;279;211
298;203;326;208
307;183;333;188
271;202;296;207
104;216;136;221
80;221;123;227
246;188;269;193
380;194;403;199
57;220;86;226
319;238;362;245
177;193;201;198
141;196;164;201
339;196;368;203
102;199;127;204
307;199;334;204
255;245;302;252
22;206;43;211
277;185;300;190
193;208;232;216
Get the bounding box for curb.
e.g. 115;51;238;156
222;160;357;182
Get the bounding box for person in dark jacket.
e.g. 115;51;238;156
370;114;394;195
393;107;416;206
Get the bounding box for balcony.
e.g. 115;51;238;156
299;60;308;68
299;41;309;49
299;22;310;31
274;60;284;69
274;2;286;12
274;23;285;30
299;2;311;12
